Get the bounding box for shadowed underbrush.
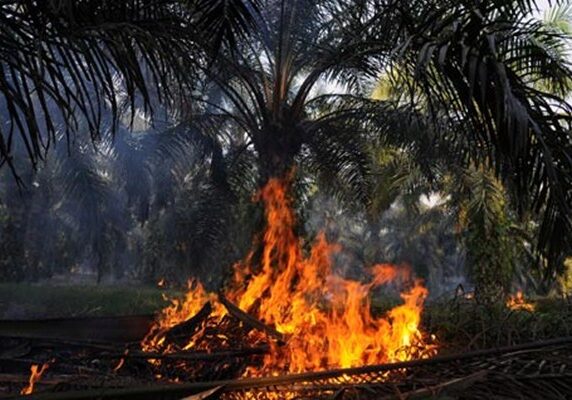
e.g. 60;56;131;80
424;296;572;353
0;283;178;319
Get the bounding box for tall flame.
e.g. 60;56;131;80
143;176;436;376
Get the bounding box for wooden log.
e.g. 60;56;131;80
164;302;212;344
217;295;284;343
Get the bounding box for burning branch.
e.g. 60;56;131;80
164;302;213;344
218;294;284;343
20;362;49;395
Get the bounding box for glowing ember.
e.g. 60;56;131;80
21;363;49;395
507;291;535;312
143;177;437;376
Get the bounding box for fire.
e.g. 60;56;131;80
21;363;49;395
143;176;436;376
506;291;535;312
142;280;227;353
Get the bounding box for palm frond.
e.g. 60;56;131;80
0;0;261;174
543;1;572;35
194;0;262;55
303;120;371;207
383;0;572;274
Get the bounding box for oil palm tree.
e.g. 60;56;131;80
230;0;572;277
357;0;572;277
2;0;572;279
0;0;261;176
173;0;376;202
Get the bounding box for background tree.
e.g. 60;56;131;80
0;0;261;175
1;0;572;298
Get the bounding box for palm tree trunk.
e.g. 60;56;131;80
255;127;302;185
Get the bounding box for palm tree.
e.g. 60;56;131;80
357;0;572;278
2;0;572;283
176;0;374;201
0;0;261;175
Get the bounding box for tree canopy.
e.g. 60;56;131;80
1;0;571;289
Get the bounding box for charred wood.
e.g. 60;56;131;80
164;302;213;345
218;295;284;343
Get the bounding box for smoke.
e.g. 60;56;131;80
303;192;470;298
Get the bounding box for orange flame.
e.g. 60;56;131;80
506;291;535;312
143;177;436;376
142;280;227;354
21;363;49;395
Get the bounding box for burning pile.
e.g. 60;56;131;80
142;177;436;378
9;179;572;399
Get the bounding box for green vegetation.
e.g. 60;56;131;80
457;168;519;303
0;0;571;303
0;283;177;319
426;296;572;352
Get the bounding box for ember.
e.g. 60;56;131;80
143;177;437;377
507;291;535;312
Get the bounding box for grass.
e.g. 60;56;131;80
370;292;572;353
0;283;181;319
424;295;572;352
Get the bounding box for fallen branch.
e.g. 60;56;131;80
82;346;270;362
165;302;212;344
179;386;224;400
379;370;488;399
218;294;284;343
0;373;73;385
19;337;572;400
